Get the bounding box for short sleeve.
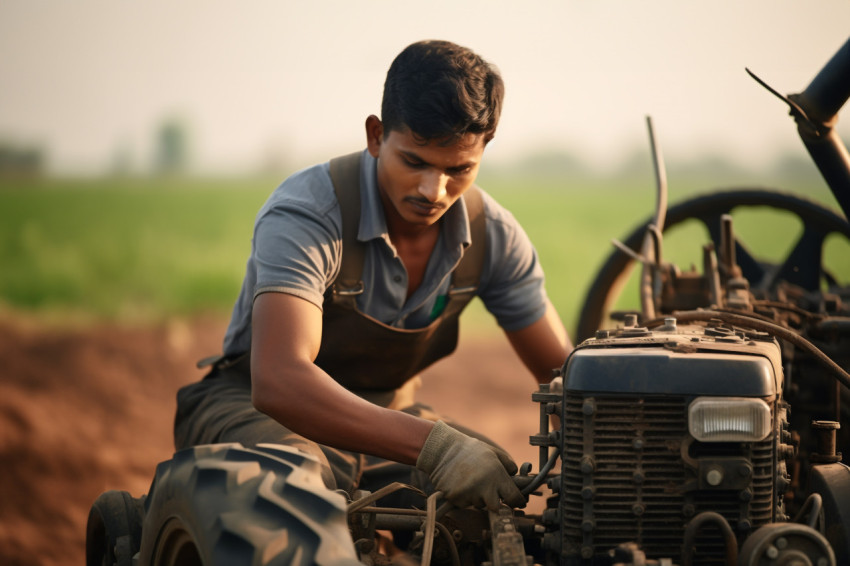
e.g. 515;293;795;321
251;166;342;309
477;194;549;332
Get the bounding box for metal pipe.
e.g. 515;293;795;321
681;511;738;566
788;36;850;220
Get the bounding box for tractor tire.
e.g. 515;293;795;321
136;443;362;566
86;489;145;566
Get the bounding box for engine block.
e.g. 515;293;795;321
557;319;788;564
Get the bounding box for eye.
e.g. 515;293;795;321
402;157;426;169
447;166;472;176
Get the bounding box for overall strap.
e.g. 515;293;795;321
328;152;366;305
440;185;487;319
328;151;487;312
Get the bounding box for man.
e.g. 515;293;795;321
175;39;571;512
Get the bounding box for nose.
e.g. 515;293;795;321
418;170;449;202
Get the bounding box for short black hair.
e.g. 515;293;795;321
381;40;504;145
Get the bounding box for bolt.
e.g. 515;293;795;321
582;398;596;416
738;464;752;478
682;504;695;517
633;471;644;485
633;437;645;450
542;533;560;552
542;508;559;524
595;329;610;339
581;486;595;500
706;468;724;486
740;488;753;502
775;537;788;550
581;545;594;559
765;545;779;559
582;519;595;533
580;455;595;474
452;529;463;542
738;519;752;532
818;557;829;566
632;503;645;516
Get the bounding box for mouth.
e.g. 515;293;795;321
404;197;446;215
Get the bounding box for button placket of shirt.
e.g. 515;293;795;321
396;236;464;327
373;232;407;319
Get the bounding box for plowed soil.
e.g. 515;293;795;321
0;312;542;566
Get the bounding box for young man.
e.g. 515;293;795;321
175;40;571;512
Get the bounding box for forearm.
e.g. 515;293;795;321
251;356;433;465
507;300;572;384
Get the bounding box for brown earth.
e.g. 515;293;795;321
0;312;543;566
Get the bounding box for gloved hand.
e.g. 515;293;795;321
416;421;526;511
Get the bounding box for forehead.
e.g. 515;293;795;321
387;127;486;163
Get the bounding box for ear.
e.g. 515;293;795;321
365;115;383;158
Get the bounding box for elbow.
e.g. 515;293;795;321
250;366;276;416
249;364;303;432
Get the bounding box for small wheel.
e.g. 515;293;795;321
85;490;145;566
136;443;362;566
576;189;850;341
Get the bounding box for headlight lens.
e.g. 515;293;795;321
688;397;771;442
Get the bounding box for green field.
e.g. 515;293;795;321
1;173;847;338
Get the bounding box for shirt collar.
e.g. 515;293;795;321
358;149;472;250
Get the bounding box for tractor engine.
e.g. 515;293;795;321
553;314;838;566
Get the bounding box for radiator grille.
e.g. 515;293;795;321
561;394;776;564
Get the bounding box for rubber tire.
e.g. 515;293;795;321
136;443;362;566
86;490;145;566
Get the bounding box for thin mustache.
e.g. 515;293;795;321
404;196;445;209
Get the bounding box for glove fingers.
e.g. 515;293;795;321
492;446;519;475
500;479;527;509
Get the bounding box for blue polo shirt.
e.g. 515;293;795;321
222;150;549;357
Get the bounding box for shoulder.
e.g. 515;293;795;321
260;161;338;220
473;187;525;239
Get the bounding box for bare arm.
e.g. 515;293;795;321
250;292;433;465
505;299;572;384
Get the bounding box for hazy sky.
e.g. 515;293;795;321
2;1;850;174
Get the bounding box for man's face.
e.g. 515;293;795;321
366;116;487;230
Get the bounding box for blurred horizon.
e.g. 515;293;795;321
2;1;850;178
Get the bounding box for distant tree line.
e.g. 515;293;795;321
0;142;45;177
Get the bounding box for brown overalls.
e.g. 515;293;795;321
173;152;493;493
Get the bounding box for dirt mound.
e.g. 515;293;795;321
0;313;541;566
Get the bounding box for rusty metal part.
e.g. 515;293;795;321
811;420;843;464
738;522;836;566
489;507;529;566
681;512;738;566
577;190;850;341
746;37;850;220
646;310;850;391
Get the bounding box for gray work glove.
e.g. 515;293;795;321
416;421;526;511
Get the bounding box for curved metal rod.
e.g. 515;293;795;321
347;481;426;514
792;492;824;530
646;116;668;234
681;511;738;566
520;448;560;496
420;491;441;566
434;521;462;566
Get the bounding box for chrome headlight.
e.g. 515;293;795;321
688;397;771;442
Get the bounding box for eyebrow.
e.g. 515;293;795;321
399;149;477;172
